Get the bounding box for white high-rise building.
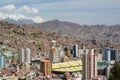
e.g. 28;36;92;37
18;48;31;64
25;48;31;64
19;48;25;63
50;40;56;48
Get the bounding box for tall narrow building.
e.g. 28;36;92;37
44;44;49;58
82;49;97;80
0;56;4;67
40;60;51;76
102;47;118;77
18;48;31;64
49;40;59;63
18;48;25;64
25;48;31;64
50;47;59;63
102;47;119;62
73;45;79;57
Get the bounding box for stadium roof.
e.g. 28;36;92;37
52;61;82;72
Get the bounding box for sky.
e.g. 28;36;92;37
0;0;120;25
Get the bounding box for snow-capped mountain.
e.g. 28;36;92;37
4;17;35;24
0;12;44;24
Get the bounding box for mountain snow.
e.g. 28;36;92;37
0;12;44;24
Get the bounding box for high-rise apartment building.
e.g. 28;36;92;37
49;40;60;63
82;49;97;80
44;44;49;58
102;47;118;62
18;48;31;64
0;56;4;67
111;49;118;61
50;47;60;63
73;45;79;57
40;60;51;76
18;48;25;63
102;47;118;77
25;48;31;64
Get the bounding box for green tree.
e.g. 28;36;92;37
109;61;120;80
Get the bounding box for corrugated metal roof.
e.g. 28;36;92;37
52;61;82;72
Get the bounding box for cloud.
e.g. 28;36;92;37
33;0;120;25
0;4;38;13
0;4;43;23
20;5;38;13
0;0;120;24
0;4;16;11
31;16;44;23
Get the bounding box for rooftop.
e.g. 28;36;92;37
40;59;50;62
52;60;82;72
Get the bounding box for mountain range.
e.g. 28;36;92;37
1;19;120;53
34;19;120;41
1;18;120;40
4;17;35;24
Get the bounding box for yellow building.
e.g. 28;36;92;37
24;62;30;71
62;56;68;62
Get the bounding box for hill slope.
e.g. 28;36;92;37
0;21;61;53
35;19;120;40
1;20;120;54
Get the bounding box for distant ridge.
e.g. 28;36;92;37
4;17;35;24
34;19;120;40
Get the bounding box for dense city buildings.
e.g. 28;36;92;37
0;40;117;80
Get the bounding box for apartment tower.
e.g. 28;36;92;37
82;49;97;80
40;60;51;76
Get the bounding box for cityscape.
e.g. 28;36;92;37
0;0;120;80
0;38;119;80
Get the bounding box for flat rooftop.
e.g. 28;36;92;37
52;60;82;72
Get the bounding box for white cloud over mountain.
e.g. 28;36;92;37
20;5;38;13
0;12;29;20
0;12;44;23
0;4;16;11
31;16;44;23
0;4;44;23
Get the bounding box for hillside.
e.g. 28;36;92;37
1;20;120;54
35;19;120;41
0;21;61;54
